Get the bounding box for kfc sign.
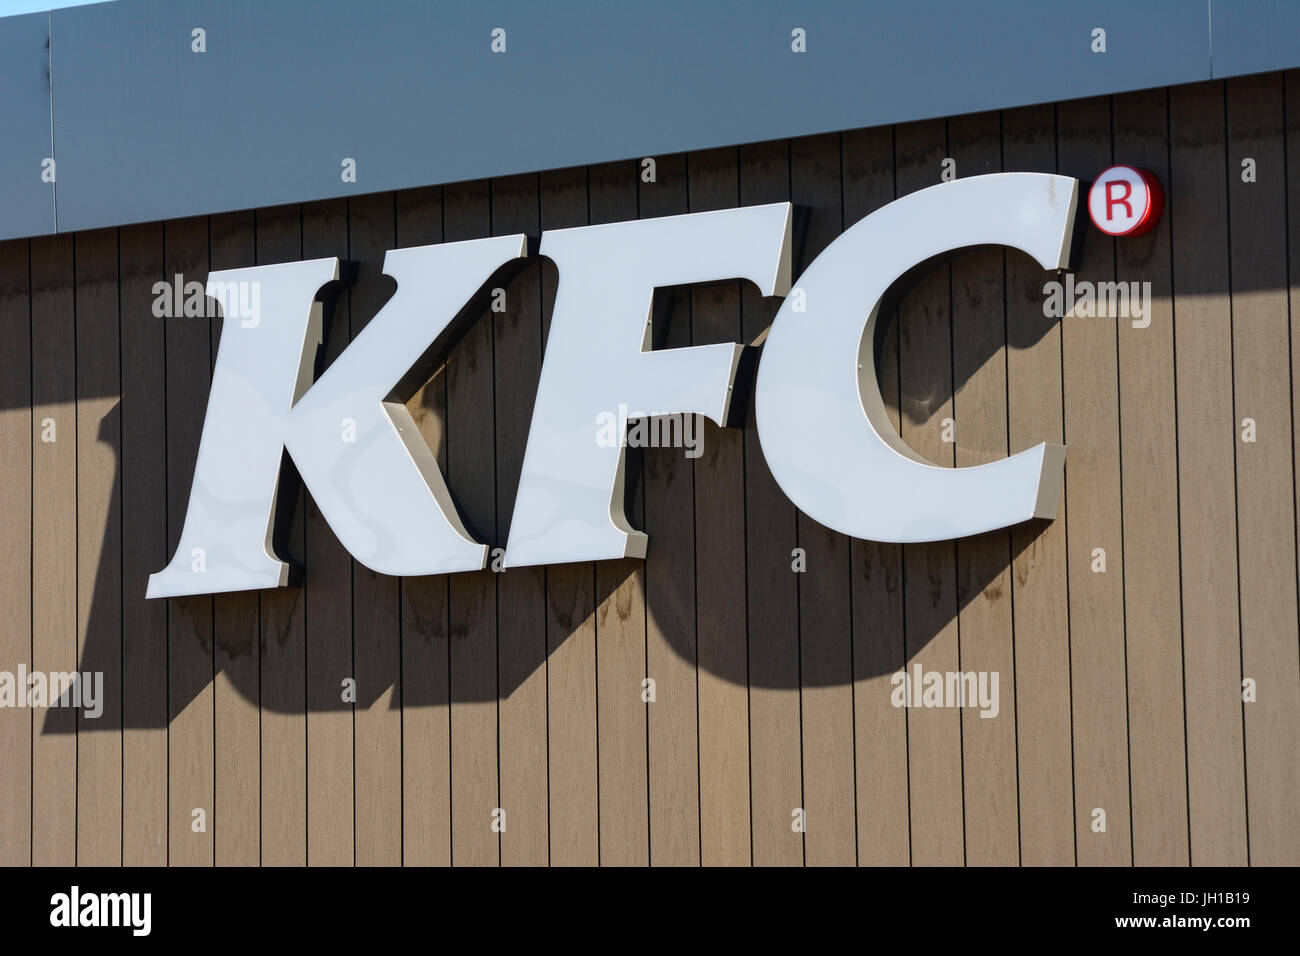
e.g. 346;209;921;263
148;173;1081;598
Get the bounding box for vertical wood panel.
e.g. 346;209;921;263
589;160;651;866
1113;88;1190;865
689;146;751;865
539;167;600;866
255;203;307;866
894;120;965;866
119;223;168;865
1284;66;1300;867
639;153;702;866
444;180;500;866
395;185;453;867
348;193;403;866
30;235;77;866
209;210;261;867
740;139;803;867
1169;81;1249;864
301;198;355;866
74;228;122;866
0;239;32;866
1002;103;1075;865
163;216;214;866
790;132;858;866
6;76;1300;869
1057;96;1132;865
948;112;1019;865
1226;73;1300;865
492;172;550;866
842;126;911;866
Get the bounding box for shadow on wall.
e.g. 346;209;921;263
41;235;1069;734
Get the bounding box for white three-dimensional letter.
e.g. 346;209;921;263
147;235;527;598
504;204;793;567
754;173;1075;543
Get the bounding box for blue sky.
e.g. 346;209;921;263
0;0;109;17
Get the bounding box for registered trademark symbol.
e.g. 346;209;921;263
1088;165;1163;237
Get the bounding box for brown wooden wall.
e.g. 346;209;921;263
2;74;1298;866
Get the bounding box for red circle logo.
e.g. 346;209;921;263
1088;165;1163;237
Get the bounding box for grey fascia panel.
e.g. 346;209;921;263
0;12;56;241
0;0;1294;238
1210;0;1300;78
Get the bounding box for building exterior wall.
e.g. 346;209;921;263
1;73;1298;866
